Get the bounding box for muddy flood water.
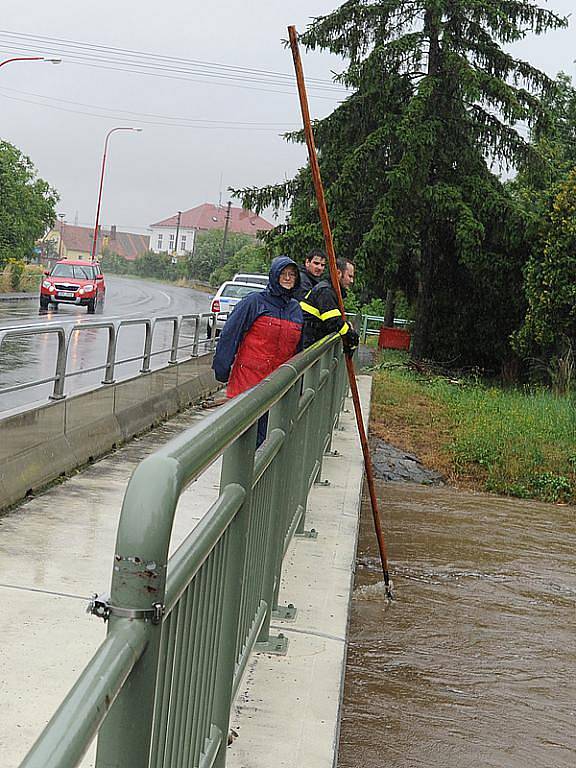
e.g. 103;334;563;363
337;481;575;768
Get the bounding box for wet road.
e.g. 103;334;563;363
338;481;575;768
0;277;212;411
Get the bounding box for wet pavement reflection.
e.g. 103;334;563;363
338;480;575;768
0;277;211;411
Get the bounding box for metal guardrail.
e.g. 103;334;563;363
359;314;411;343
19;334;348;768
0;312;227;401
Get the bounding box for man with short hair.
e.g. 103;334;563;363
293;249;326;300
300;257;359;357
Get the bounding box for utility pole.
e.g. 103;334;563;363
57;213;66;260
220;201;232;262
173;211;182;257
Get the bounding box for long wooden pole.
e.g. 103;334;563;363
288;26;393;598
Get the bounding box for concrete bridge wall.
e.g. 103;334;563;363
0;354;218;513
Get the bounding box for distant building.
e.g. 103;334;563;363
149;203;274;255
41;224;150;265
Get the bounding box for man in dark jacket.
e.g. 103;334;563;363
293;249;326;301
300;257;359;357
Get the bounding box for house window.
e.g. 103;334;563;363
181;235;187;250
169;234;175;249
157;234;163;250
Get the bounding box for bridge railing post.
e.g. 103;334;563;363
212;423;257;768
257;381;299;642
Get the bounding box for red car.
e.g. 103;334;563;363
40;260;106;313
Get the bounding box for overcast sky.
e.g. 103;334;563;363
1;0;574;235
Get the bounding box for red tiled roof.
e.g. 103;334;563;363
151;204;273;236
50;225;150;261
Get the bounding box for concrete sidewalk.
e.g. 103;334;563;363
0;376;370;768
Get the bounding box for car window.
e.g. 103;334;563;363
51;264;95;279
233;274;268;285
219;283;264;299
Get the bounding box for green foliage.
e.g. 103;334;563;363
0;141;58;268
181;230;255;284
441;382;575;503
100;250;133;275
0;262;43;293
515;167;576;361
235;1;568;372
210;242;271;284
131;251;180;281
8;258;24;289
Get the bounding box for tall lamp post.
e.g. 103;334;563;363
90;126;142;262
0;56;62;69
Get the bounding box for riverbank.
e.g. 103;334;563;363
363;349;575;504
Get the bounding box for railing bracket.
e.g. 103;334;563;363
87;593;165;624
295;528;318;540
255;633;289;655
272;603;297;621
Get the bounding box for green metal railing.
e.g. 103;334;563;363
19;333;348;768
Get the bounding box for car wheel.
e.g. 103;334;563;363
39;296;49;310
87;298;96;314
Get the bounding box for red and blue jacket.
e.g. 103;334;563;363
212;256;304;398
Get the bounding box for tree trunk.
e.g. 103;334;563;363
411;236;435;360
411;7;442;361
384;288;395;327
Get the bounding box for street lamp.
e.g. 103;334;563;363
0;56;62;68
90;127;142;262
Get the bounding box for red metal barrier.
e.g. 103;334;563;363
378;326;411;351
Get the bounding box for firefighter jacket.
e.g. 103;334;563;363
212;256;303;398
300;279;351;348
293;266;320;301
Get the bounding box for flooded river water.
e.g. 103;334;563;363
338;480;575;768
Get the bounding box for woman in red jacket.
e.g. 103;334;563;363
212;256;303;444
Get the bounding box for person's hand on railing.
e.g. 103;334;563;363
343;329;359;359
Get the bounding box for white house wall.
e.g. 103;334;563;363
149;226;196;255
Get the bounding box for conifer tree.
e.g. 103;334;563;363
237;0;567;367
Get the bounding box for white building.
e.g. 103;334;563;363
149;203;274;256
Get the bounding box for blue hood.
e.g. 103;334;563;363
267;255;301;299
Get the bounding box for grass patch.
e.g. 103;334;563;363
370;351;576;504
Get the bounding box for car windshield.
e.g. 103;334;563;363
220;284;264;299
51;264;96;280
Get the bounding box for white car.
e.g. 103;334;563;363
208;280;265;337
232;273;268;287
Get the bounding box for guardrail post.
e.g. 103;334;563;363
295;360;321;536
169;317;181;365
212;424;257;768
361;314;368;343
49;327;68;400
95;457;176;768
210;314;218;351
49;328;68;400
192;316;201;357
257;381;300;641
140;319;153;373
101;324;117;384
